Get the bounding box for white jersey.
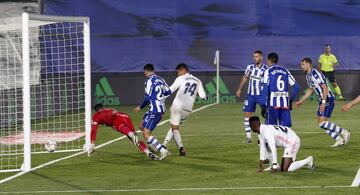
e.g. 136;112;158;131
258;124;300;164
169;73;206;111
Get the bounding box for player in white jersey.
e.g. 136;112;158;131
163;63;207;155
236;50;268;143
249;116;315;173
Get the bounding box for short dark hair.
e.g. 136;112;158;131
144;63;154;71
94;103;104;112
254;50;263;55
324;44;331;47
176;63;189;71
267;52;278;64
302;57;312;64
249;116;260;124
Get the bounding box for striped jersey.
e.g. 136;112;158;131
144;74;170;113
244;63;268;96
263;65;296;108
306;68;335;102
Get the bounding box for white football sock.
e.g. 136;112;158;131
143;148;150;155
341;129;349;136
336;136;343;142
288;157;311;172
244;117;251;139
173;129;184;148
163;128;173;146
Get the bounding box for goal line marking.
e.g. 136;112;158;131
0;103;217;185
0;185;354;194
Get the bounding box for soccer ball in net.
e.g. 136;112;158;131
45;140;57;153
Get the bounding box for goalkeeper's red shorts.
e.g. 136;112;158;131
113;113;135;135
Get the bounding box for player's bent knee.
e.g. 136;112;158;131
244;112;252;118
142;129;151;140
281;157;293;172
318;120;326;128
171;124;180;131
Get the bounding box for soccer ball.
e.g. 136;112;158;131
45;140;57;153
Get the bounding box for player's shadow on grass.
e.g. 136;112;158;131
91;152;223;172
186;155;246;165
159;159;224;172
30;172;101;195
92;151;158;166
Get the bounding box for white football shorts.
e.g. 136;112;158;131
169;106;191;126
283;138;300;161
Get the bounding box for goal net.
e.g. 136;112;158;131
0;13;91;172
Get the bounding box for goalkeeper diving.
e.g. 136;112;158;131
86;103;159;160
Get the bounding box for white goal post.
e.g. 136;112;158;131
0;13;91;173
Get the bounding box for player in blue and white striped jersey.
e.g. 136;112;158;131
295;58;350;147
236;50;268;143
261;52;300;127
134;64;172;160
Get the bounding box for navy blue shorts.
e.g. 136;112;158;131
142;112;163;131
317;99;335;118
266;107;292;127
243;95;263;113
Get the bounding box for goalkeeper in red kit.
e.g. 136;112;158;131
88;103;159;160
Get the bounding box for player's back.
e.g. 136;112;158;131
171;73;206;111
260;124;299;148
145;74;170;113
93;108;117;127
264;65;296;108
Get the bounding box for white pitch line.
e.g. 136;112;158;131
0;136;129;185
351;168;360;187
0;103;218;185
0;185;354;194
181;132;325;137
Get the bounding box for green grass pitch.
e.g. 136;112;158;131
0;101;360;194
